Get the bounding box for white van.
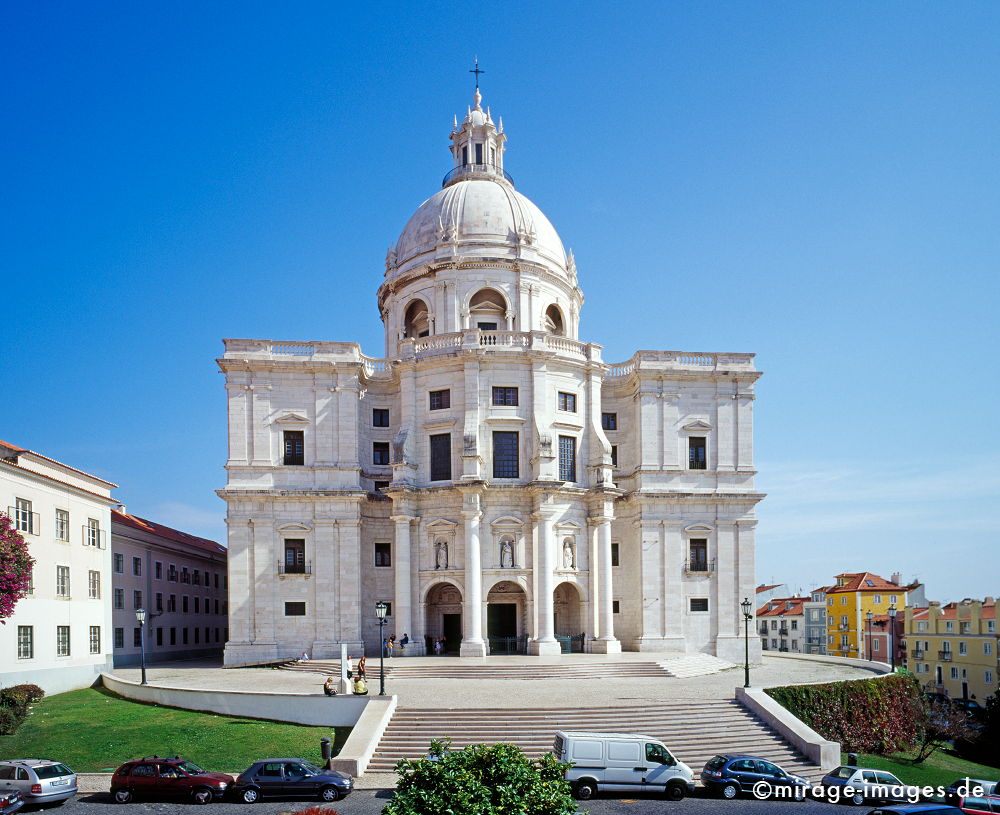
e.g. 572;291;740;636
553;730;695;801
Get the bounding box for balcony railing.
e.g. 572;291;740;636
82;526;106;549
280;560;312;576
838;623;850;631
939;650;953;662
759;626;769;636
684;558;716;574
442;163;514;187
911;649;925;659
778;627;789;636
9;507;40;536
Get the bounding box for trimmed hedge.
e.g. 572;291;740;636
0;684;45;735
765;673;922;753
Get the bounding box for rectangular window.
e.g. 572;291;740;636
688;539;708;571
133;590;142;609
917;621;927;631
155;561;162;579
946;621;954;632
181;567;190;583
601;412;617;430
56;625;70;656
951;666;959;680
56;565;70;597
283;539;306;573
133;627;142;647
986;670;994;685
873;639;880;652
557;391;576;412
373;441;391;465
194;627;199;644
17;626;33;659
114;587;125;609
985;641;993;656
890;594;898;605
429;433;452;481
55;508;70;541
14;498;36;534
283;430;304;465
193;569;200;586
86;518;101;547
373;480;390;492
156;627;163;646
610;445;618;467
429;389;451;410
610;542;620;567
373;408;390;427
168;594;176;612
791;620;798;630
114;628;124;649
182;596;189;613
170;627;176;645
477;321;498;330
690;598;709;612
132;556;142;576
89;626;101;654
612;600;620;614
558;435;576;482
492;387;518;406
88;570;101;599
156;592;163;612
873;594;882;604
959;641;968;655
285;602;306;616
492;431;519;478
182;628;188;645
374;542;392;567
474;142;483;164
168;563;177;581
214;573;219;589
113;553;124;573
688;436;707;469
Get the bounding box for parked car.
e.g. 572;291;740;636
958;794;1000;814
950;699;987;721
232;758;353;803
110;756;233;804
700;754;810;800
865;806;962;814
820;765;923;806
0;790;23;813
0;759;77;806
945;779;998;805
553;731;695;801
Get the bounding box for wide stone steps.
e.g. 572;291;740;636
279;660;674;680
367;700;822;778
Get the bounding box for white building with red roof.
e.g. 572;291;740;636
756;596;808;653
0;440;118;693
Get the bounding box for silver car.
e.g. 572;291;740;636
820;765;922;806
0;759;77;806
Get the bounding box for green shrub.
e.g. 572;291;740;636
383;738;578;815
0;684;44;709
765;673;922;753
0;706;23;736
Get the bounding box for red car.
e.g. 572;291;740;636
110;756;233;805
961;794;1000;814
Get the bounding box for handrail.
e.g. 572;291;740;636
442;163;514;187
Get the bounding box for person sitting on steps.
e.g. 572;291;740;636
323;676;337;696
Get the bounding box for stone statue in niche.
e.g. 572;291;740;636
562;540;575;570
434;540;448;570
500;539;514;568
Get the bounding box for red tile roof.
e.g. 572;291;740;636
0;458;119;504
0;440;118;487
756;597;808;617
112;509;225;555
827;572;902;594
756;584;782;594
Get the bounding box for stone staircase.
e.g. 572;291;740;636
655;653;733;678
366;700;822;779
279;660;675;680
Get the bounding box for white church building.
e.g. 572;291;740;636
219;86;763;663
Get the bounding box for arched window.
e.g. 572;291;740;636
469;288;507;330
403;299;430;338
544;304;565;336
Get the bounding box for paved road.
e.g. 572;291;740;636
43;790;860;814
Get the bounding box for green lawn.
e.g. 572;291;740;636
0;688;350;773
851;750;1000;793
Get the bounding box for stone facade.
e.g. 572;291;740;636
219;88;763;663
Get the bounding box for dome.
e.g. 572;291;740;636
391;178;568;277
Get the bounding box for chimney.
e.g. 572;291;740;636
117;503;127;515
985;596;995;605
890;572;901;586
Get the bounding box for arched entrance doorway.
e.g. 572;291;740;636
423;582;463;654
486;580;528;654
553;581;585;652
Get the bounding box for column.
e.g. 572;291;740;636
336;518;364;650
391;514;415;654
529;511;560;655
460;508;487;656
592;516;621;653
311;520;339;658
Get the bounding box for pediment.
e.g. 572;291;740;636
554;519;583;531
684;523;713;534
682;419;712;432
490;515;523;528
274;411;310;425
277;522;312;533
425;518;458;530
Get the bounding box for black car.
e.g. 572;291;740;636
943;777;997;805
232;759;352;804
700;754;809;800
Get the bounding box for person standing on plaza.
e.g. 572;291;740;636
434;637;442;656
387;636;395;658
344;653;353;680
357;654;367;680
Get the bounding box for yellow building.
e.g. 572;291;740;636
825;572;908;660
905;598;998;703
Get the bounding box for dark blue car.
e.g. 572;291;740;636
700;754;809;800
231;758;352;804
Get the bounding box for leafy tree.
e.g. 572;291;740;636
0;512;34;623
382;738;578;815
910;697;978;763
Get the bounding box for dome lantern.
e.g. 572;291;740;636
443;85;510;188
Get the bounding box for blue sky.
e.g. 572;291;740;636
3;3;998;602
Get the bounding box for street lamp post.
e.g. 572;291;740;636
135;608;148;685
888;604;897;671
375;601;388;696
865;610;874;662
741;597;753;688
